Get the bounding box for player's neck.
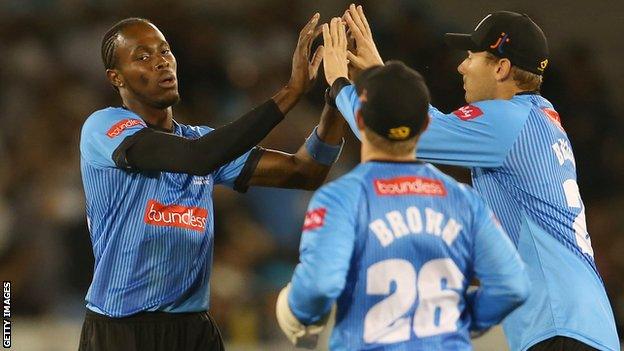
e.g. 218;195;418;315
361;143;416;163
122;100;174;132
494;81;524;100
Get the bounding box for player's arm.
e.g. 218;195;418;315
276;180;359;347
113;14;324;176
467;196;529;333
242;102;345;191
331;4;528;168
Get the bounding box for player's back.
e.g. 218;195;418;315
329;161;506;351
471;95;619;351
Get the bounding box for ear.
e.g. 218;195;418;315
356;109;366;133
106;69;124;88
420;114;431;133
494;58;513;81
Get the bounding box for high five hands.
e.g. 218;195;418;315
322;4;384;86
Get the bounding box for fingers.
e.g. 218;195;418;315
338;19;347;49
299;13;320;39
343;12;364;40
307;25;323;56
330;17;339;44
322;23;332;48
348;4;367;36
309;45;324;78
356;5;371;35
298;13;321;55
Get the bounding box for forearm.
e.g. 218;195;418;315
272;85;304;115
117;100;284;175
247;104;345;190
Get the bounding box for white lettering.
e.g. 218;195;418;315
406;207;423;233
370;220;394;247
425;208;443;236
386;211;410;238
441;219;462;246
369;207;461;248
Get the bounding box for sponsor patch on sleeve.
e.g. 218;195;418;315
107;118;145;138
374;176;447;196
452;105;484;121
303;207;327;231
541;108;565;131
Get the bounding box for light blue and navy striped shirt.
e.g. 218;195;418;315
336;86;619;351
289;161;528;350
80;107;253;317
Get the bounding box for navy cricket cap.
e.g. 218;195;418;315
354;61;430;142
444;11;549;75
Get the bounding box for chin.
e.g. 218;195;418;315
154;92;181;109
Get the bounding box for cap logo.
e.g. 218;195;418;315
489;32;510;54
538;59;549;72
388;126;411;140
474;14;492;31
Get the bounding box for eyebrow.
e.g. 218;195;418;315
131;41;169;54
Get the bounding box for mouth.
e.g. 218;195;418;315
158;73;177;89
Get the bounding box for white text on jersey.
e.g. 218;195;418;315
369;207;462;247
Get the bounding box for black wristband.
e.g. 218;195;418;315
324;88;337;108
330;77;351;102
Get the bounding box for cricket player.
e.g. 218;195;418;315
78;15;345;350
275;19;529;350
328;5;619;351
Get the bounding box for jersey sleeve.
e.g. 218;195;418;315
288;178;361;324
416;102;529;167
187;125;254;188
80;109;147;168
467;191;529;331
335;82;530;168
335;84;363;139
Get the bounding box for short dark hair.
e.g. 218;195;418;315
484;52;543;91
101;17;152;70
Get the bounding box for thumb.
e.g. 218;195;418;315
310;46;325;76
347;51;366;69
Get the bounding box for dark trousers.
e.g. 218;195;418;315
78;309;225;351
529;336;599;351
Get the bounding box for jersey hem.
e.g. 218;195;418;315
520;328;618;351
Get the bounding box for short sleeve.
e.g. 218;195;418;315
80;108;147;168
212;147;255;188
417;101;530;168
335;84;363;139
181;124;255;188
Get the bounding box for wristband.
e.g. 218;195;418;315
324;88;337;108
305;126;344;166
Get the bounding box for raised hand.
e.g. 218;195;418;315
289;13;325;94
343;4;383;70
322;17;349;86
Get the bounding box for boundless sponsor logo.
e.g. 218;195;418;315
374;176;447;196
144;200;208;232
303;208;327;231
107;119;145;138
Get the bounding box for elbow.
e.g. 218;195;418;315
310;274;346;300
293;162;329;191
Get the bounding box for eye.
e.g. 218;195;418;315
162;49;171;55
137;54;149;61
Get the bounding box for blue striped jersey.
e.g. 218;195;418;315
79;107;252;317
336;86;620;351
289;161;528;351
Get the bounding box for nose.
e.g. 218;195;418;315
155;55;170;71
457;59;467;75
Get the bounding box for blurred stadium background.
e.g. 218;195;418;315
1;0;623;350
